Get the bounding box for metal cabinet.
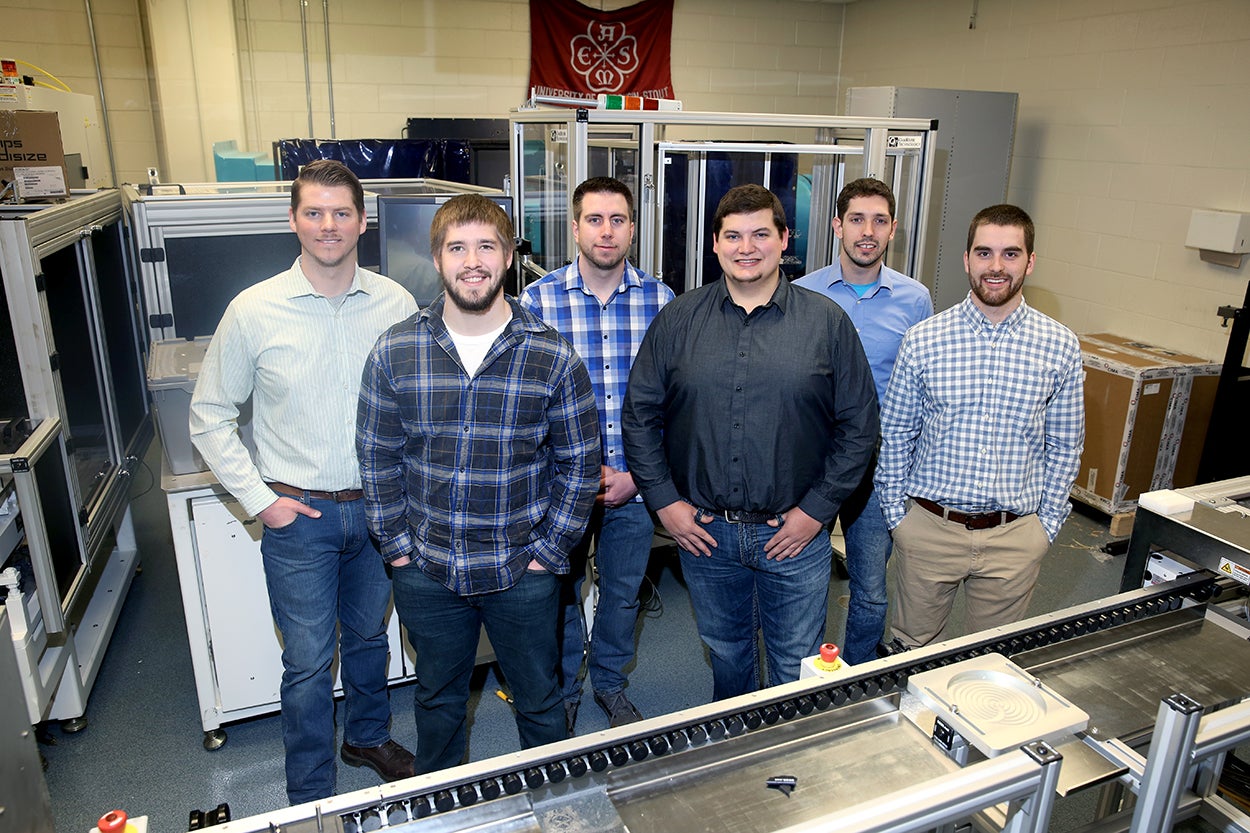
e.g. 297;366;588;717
846;87;1019;312
128;180;504;745
0;190;149;728
163;469;412;748
0;190;151;562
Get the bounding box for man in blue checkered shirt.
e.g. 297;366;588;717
357;195;600;774
875;204;1084;650
520;177;674;732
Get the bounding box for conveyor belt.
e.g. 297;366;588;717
1021;606;1250;741
216;572;1248;833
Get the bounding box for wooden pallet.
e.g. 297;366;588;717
1108;509;1136;538
1071;494;1136;538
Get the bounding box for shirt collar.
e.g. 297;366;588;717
420;293;545;335
561;256;645;298
829;257;892;295
716;274;791;313
958;292;1030;332
283;258;369;299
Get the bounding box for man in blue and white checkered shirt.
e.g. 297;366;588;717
520;177;674;732
875;204;1084;650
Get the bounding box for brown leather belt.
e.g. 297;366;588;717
269;481;364;503
913;496;1020;530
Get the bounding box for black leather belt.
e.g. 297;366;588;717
700;507;780;524
270;481;364;503
913;497;1020;530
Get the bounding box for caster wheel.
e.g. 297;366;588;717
203;729;227;751
61;717;88;733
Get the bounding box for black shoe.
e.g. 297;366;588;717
564;700;579;736
340;740;415;782
594;690;643;728
876;638;912;658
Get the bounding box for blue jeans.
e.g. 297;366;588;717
391;564;565;774
839;484;893;665
678;516;831;701
559;501;655;704
259;495;393;804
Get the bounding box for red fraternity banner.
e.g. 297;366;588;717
529;0;674;102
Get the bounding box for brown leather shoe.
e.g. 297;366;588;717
340;740;415;782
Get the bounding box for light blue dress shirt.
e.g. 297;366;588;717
794;259;933;403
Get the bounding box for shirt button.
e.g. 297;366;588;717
738;351;745;357
607;423;613;429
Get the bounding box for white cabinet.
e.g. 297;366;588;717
164;470;413;748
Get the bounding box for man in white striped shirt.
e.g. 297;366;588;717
875;204;1084;650
190;160;417;803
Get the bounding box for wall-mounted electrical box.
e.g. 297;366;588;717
1186;209;1250;267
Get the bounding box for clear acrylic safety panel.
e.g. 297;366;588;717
657;139;928;294
39;242;114;513
90;220;149;459
518;121;571;275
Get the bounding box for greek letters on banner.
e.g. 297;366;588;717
529;0;674;103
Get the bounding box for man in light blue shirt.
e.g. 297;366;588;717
794;178;931;664
875;204;1084;649
191;160;417;802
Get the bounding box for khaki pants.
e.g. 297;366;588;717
891;503;1049;648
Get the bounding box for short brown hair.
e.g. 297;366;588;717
967;204;1035;255
712;184;787;236
572;177;634;220
836;177;895;220
291;159;364;216
430;194;515;255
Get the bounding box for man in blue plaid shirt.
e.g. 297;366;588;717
520;177;674;732
875;204;1084;650
357;195;600;774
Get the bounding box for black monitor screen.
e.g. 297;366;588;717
166;228;381;338
378;195;513;307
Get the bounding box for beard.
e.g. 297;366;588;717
969;271;1025;308
442;268;505;313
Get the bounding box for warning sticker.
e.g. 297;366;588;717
1218;558;1250;586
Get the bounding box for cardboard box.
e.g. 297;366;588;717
0;109;68;199
1072;333;1219;515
